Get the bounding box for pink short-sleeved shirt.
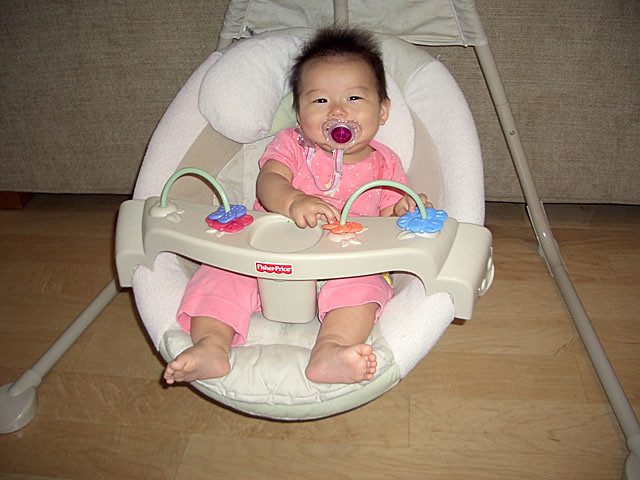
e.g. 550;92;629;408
176;127;406;341
254;128;409;216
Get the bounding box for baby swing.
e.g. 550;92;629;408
1;1;638;477
115;24;492;419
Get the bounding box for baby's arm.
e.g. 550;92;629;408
380;193;432;217
257;160;340;228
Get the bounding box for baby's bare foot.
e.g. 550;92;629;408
305;342;377;384
163;338;230;384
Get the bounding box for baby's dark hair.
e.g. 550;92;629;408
290;26;388;112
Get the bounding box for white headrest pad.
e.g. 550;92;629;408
199;32;415;170
199;34;303;143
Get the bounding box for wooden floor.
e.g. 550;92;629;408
0;194;638;479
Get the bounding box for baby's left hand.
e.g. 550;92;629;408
393;193;432;217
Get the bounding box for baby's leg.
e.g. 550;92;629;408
305;303;377;384
163;316;235;384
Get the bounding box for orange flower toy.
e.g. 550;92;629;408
322;221;366;247
322;221;365;234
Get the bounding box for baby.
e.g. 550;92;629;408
164;26;428;385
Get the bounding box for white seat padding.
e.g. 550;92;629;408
131;29;483;420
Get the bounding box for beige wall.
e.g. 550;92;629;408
1;0;638;203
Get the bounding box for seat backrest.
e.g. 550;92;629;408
139;28;484;225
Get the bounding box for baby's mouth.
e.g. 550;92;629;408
322;119;361;150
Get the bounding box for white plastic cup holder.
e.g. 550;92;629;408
247;216;323;253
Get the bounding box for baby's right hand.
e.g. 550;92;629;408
288;194;340;228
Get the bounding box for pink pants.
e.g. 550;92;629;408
177;265;394;346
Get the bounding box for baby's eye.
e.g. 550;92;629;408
313;98;328;104
348;95;363;101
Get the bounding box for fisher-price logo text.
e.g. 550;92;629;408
255;262;293;275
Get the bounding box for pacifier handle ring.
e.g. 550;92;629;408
159;167;231;212
340;180;427;225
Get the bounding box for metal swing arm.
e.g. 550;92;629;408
0;280;119;433
474;42;640;480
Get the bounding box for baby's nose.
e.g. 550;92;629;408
329;103;347;117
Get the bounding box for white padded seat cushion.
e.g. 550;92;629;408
131;29;483;420
161;320;400;420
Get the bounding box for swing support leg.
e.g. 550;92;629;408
0;279;119;434
475;42;640;480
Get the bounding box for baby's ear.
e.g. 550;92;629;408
379;98;391;125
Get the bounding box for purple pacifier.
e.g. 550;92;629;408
322;119;361;149
330;125;353;143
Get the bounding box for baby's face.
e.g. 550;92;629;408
296;56;389;163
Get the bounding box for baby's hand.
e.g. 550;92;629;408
393;193;432;217
289;194;340;228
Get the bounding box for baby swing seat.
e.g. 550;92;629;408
119;29;492;420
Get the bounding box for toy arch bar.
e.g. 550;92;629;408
160;167;231;212
158;167;430;226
